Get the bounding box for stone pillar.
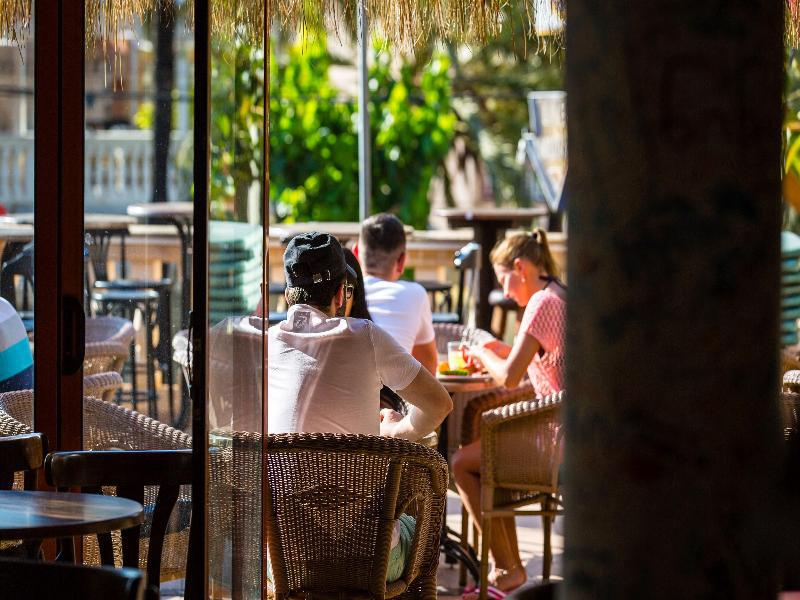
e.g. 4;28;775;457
564;2;784;597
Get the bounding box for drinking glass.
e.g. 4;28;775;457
447;341;467;370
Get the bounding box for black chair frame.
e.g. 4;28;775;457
45;449;193;592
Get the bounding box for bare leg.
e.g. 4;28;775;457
452;440;526;593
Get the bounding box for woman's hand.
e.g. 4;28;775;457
463;345;485;372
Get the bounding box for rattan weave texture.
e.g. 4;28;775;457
264;433;448;599
0;389;192;580
84;316;135;376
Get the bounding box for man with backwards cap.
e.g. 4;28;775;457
268;231;452;441
267;232;452;585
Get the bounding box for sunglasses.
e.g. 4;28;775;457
345;283;355;300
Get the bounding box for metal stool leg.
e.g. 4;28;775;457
126;304;138;412
161;284;174;424
144;298;157;419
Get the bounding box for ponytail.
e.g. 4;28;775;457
490;227;560;279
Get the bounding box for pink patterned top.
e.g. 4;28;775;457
519;286;566;397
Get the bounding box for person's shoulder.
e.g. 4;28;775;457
0;297;17;319
397;280;428;300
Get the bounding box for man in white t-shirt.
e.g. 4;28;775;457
359;213;438;375
268;231;451;439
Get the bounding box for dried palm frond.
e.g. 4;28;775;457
0;0;566;53
789;0;800;48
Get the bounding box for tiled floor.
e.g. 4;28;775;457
437;491;563;598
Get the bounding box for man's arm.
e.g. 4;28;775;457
380;367;452;441
412;339;438;375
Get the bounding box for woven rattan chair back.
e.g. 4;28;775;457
264;433;448;600
84;316;135;375
460;384;536;448
45;449;194;592
83;371;124;403
0;389;193;583
477;391;564;595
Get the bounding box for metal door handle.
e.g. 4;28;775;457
62;295;85;375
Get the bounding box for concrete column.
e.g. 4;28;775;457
564;2;784;597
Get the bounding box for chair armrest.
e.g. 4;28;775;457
83;372;124;400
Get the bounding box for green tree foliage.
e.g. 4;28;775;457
270;36;457;229
784;49;800;230
210;39;266;220
444;1;564;206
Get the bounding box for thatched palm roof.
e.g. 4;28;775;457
2;0;567;51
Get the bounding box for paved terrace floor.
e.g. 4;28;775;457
437;491;563;598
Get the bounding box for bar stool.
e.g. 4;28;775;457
91;288;160;419
93;276;175;422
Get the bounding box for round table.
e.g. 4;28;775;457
0;489;144;541
435;375;499;459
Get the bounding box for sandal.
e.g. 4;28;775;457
461;585;508;600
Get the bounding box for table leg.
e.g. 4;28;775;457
473;222;509;332
167;217;192;331
166;217;191;430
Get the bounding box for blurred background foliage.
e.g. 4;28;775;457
444;1;563;206
270;36;457;229
785;49;800;232
136;1;565;227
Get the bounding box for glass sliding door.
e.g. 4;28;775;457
79;3;195;596
205;10;268;598
0;5;35;435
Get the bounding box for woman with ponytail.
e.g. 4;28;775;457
453;228;566;598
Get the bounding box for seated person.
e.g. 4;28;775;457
268;232;452;583
0;297;32;393
343;247;405;414
359;213;438;375
454;229;566;599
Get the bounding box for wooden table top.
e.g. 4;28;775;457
0;490;144;540
127;202;194;219
433;207;549;223
437;375;499;394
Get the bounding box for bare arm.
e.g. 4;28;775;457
471;331;539;389
412;339;439;375
380;366;452;441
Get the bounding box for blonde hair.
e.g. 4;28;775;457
489;228;559;278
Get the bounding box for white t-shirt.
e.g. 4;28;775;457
267;304;422;435
363;276;435;353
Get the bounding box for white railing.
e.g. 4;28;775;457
0;130;189;212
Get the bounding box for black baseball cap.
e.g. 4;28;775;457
284;232;357;288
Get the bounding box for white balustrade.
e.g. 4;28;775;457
0;130;188;212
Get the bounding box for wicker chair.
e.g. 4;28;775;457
476;392;564;599
84;316;135;375
263;433;449;599
456;383;536;585
84;371;124;403
0;389;193;583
